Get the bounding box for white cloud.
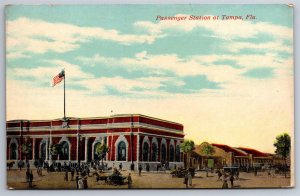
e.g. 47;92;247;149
6;51;30;59
6;17;159;56
8;60;93;87
226;41;293;54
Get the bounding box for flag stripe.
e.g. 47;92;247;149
52;71;64;86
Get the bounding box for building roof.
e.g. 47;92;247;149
212;143;248;156
237;147;270;158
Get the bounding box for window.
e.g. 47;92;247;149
117;141;126;161
10;143;17;160
60;141;69;160
169;145;175;162
161;144;167;162
176;145;180;162
142;142;149;161
151;143;157;162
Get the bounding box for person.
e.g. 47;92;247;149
138;164;142;176
26;169;30;182
230;174;234;188
236;170;239;180
64;170;69;181
119;163;123;171
71;169;75;181
188;171;192;187
78;177;84;189
222;180;229;189
156;164;160;172
130;163;135;171
184;173;189;188
29;170;33;188
18;160;24;171
83;175;88;189
75;176;79;189
127;173;133;189
217;170;222;181
146;163;150;172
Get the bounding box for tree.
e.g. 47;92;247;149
180;140;195;168
201;143;215;177
274;133;291;178
49;144;62;156
21;142;32;160
95;143;109;166
201;143;215;159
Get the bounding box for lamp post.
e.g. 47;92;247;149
77;133;81;167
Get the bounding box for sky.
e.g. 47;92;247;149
5;5;294;153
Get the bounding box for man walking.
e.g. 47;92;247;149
188;171;192;187
127;173;133;189
138;164;142;176
184;173;189;188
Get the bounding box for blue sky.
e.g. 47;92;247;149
6;5;294;152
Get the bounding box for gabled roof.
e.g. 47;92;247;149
237;147;270;157
212;143;247;156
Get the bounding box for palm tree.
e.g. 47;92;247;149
21;142;32;161
201;143;215;177
95;143;109;167
180;140;195;169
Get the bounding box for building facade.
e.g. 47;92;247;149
6;114;184;170
192;142;275;169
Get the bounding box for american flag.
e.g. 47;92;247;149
52;70;65;87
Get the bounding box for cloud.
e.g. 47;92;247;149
226;41;293;54
6;17;159;56
8;60;93;87
242;67;274;79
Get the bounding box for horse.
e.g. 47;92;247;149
7;161;15;170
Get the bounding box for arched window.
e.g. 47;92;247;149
142;142;149;161
151;143;157;162
117;141;126;161
176;145;180;162
40;142;46;160
60;141;69;160
161;144;167;162
94;142;101;161
10;143;17;160
169;145;175;162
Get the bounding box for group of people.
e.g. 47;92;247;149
216;169;239;189
183;171;193;188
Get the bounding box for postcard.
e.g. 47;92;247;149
6;4;294;189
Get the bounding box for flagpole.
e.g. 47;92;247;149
64;70;66;120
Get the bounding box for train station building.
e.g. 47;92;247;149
6;114;185;170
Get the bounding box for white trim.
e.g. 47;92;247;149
115;135;129;162
59;136;71;161
7;122;184;134
9;138;18;160
7;132;184;141
142;136;150;161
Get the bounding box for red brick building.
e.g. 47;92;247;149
6;114;184;169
